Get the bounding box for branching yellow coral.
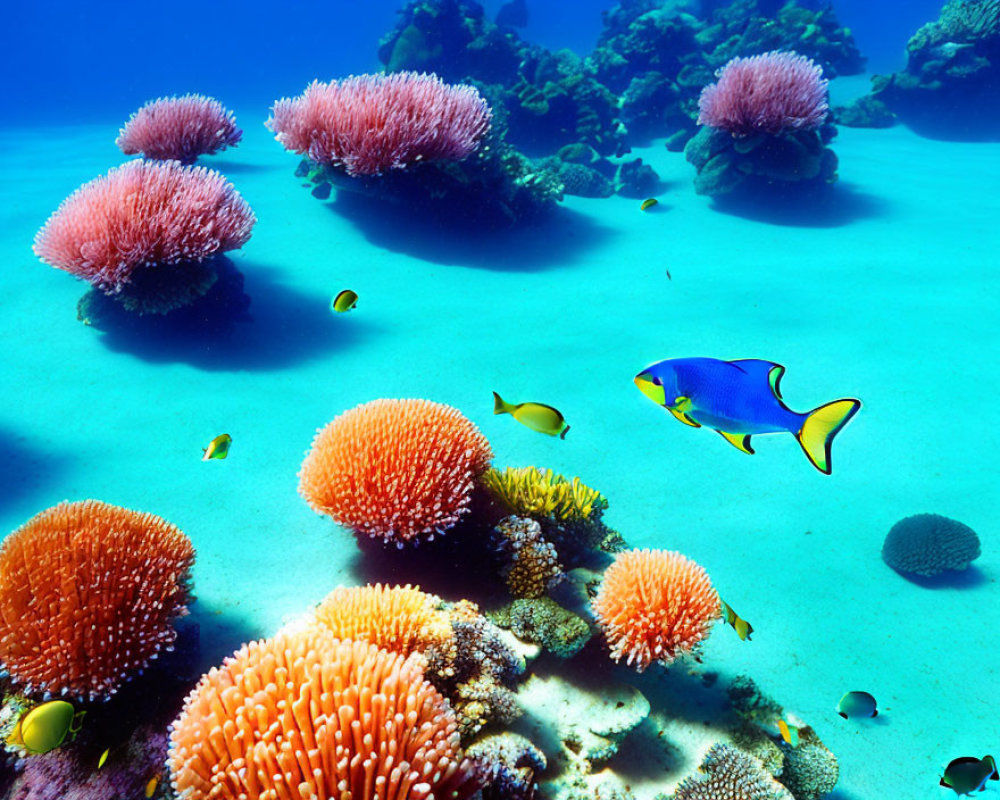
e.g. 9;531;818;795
481;467;608;522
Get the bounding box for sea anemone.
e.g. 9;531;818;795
267;71;492;177
116;94;242;163
299;398;493;546
32;160;255;301
168;632;481;800
311;583;455;661
697;51;829;137
0;500;194;700
882;513;981;577
591;549;720;671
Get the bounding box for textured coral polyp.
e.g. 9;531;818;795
116;94;242;163
267;71;492;176
698;51;829;137
311;583;455;659
0;500;194;700
674;743;794;800
168;633;481;800
32;160;256;294
299;398;493;545
591;549;720;671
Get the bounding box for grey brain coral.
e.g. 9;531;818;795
674;743;794;800
882;513;981;576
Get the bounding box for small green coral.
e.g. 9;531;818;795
490;597;591;658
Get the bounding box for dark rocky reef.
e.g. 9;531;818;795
869;0;1000;138
684;122;838;197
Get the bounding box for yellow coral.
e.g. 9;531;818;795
481;467;607;522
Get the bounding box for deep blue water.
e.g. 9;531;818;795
5;0;945;125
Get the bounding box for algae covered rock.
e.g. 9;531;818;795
490;597;592;658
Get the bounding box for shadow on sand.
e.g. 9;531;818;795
710;180;888;227
86;259;377;371
327;192;618;271
0;424;71;515
891;564;989;590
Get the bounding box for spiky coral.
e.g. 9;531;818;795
674;743;794;800
116;94;242;163
0;501;194;700
299;398;493;545
482;467;607;523
495;516;564;599
591;549;720;672
168;632;481;800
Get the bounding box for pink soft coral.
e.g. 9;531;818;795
267;72;492;176
116;94;242;163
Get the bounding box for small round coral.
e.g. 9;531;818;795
299;398;493;545
32;160;256;297
591;549;720;671
882;513;981;577
116;94;242;163
0;500;194;700
674;743;794;800
168;632;481;800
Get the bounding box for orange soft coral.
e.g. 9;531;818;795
591;549;720;671
0;500;194;699
168;632;481;800
299;398;493;545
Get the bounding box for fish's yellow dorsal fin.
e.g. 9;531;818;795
796;399;861;474
717;430;754;454
667;407;701;428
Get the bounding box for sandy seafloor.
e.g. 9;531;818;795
0;82;996;799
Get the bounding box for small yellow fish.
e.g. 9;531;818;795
493;392;569;438
778;719;800;748
720;599;753;641
202;433;232;461
97;747;110;768
145;773;160;798
331;290;358;313
640;198;658;211
6;700;84;755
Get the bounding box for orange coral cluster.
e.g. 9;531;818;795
312;584;456;669
591;549;720;672
168;632;482;800
299;399;493;545
0;500;194;699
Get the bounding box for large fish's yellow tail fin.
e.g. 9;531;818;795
492;392;511;415
796;398;861;474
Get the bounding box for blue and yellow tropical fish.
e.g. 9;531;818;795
634;357;860;474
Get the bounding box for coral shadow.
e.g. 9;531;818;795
88;261;375;371
186;602;264;674
890;564;989;590
709;180;888;227
0;424;71;514
207;160;281;175
327;193;617;271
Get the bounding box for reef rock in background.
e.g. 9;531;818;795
870;0;1000;137
881;513;982;578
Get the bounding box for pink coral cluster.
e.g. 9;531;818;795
116;94;242;163
697;51;829;137
32;160;256;294
267;71;492;177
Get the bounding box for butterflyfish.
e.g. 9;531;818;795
778;719;799;748
493;392;569;438
5;700;84;755
634;357;860;474
836;691;877;719
940;755;998;795
202;433;232;461
720;599;753;641
331;290;358;313
145;773;161;798
640;198;658;211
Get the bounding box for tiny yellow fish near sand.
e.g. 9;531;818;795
331;289;358;313
202;433;232;461
778;719;800;748
493;392;569;438
6;700;84;755
640;198;658;211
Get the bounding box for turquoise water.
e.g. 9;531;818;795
1;4;998;798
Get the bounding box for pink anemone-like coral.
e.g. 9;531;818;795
697;51;829;137
267;71;492;177
116;94;242;163
33;160;256;295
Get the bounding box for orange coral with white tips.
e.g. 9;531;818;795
591;548;720;672
299;398;493;545
0;500;194;699
168;632;482;800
